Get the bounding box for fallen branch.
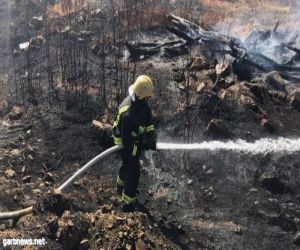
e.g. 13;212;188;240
7;125;33;134
250;52;300;72
126;40;186;59
282;43;300;55
166;14;300;77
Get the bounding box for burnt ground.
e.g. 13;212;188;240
1;54;300;250
1;0;300;250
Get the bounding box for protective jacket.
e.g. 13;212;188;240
112;96;156;157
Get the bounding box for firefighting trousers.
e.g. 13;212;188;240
117;150;140;204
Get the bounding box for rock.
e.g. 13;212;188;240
29;35;45;50
102;205;112;213
73;180;81;187
215;63;231;78
56;211;90;250
47;216;59;235
4;168;16;179
0;100;8;115
8;106;23;120
34;190;71;216
138;231;145;239
187;179;193;185
248;188;258;195
22;175;31;183
205;169;214;175
0;224;6;231
269;90;287;103
173;69;185;83
293;232;300;246
221;83;255;104
27;154;34;161
234;226;243;235
206;69;217;83
8;142;19;149
196;82;206;93
79;30;94;38
91;44;101;55
289;88;300;112
265;71;287;93
205;119;231;138
44;172;54;182
245;83;270;104
61;25;71;36
45;181;53;187
31;16;43;29
189;56;210;71
27;145;34;153
10;148;21;157
259;172;291;195
217;75;237;90
268;213;297;232
90;8;104;18
232;59;253;81
125;244;132;250
260;118;276;132
135;239;148;250
197;90;220;115
79;239;90;250
178;82;187;91
33;189;42;195
221;83;266;116
148;190;154;196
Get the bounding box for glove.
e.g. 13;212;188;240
141;136;150;150
148;141;156;150
141;134;157;151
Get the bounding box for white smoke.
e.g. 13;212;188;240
215;0;300;65
157;137;300;155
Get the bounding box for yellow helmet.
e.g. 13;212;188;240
129;75;154;100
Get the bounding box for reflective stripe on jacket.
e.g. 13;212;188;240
112;96;155;158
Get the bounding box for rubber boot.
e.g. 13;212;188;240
122;202;135;213
116;184;123;196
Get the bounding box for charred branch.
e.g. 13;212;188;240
282;43;300;55
126;40;186;59
250;52;300;72
166;14;300;78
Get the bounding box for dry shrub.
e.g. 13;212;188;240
199;10;226;29
119;0;170;32
47;0;93;18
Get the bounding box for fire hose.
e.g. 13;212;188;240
0;145;123;220
2;138;300;219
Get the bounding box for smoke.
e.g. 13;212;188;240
157;137;300;155
215;0;300;65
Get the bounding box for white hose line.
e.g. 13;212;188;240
57;145;123;191
0;206;33;220
0;145;123;220
2;137;300;220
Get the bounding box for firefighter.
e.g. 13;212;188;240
112;75;157;212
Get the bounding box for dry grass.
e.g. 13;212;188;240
194;0;295;38
119;2;170;32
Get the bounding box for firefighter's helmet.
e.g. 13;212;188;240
129;75;153;101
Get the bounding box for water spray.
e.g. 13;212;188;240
1;137;300;220
157;137;300;154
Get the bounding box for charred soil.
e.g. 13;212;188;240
1;0;300;250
